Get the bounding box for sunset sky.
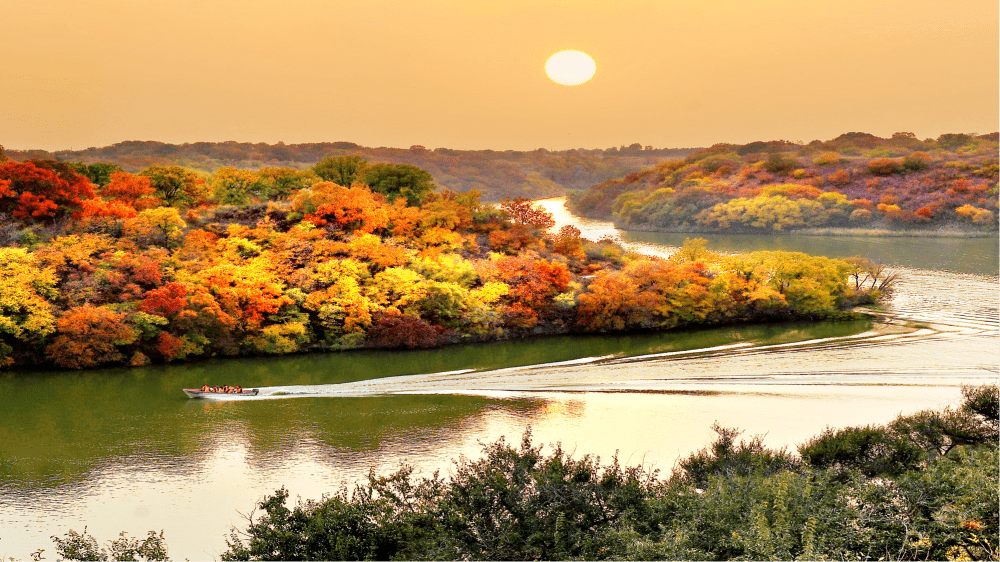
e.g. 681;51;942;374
2;0;997;151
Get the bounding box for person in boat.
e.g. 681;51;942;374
201;385;209;392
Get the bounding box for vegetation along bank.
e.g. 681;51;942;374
568;131;998;234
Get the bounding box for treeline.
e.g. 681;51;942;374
38;385;999;561
0;155;885;370
568;131;999;232
0;141;696;202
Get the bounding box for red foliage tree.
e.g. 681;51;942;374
0;160;95;219
500;197;556;229
102;171;160;210
366;310;440;348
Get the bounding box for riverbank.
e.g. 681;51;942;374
614;222;997;238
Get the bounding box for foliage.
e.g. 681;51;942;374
49;527;169;561
313;154;368;186
0;160;96;220
568;131;999;232
358;162;436;206
0;248;58;366
45;304;138;368
140;166;207;207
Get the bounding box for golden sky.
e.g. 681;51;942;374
2;0;997;151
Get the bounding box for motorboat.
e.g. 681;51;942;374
182;387;259;398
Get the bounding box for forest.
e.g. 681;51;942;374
0;153;887;371
37;384;1000;561
2;141;695;203
567;132;999;232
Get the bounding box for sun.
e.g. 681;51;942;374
545;50;596;86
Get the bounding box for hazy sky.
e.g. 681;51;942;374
2;0;997;151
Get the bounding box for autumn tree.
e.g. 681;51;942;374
211;167;267;205
123;207;188;248
292;182;391;234
46;304;138;368
101;171;160;210
499;197;556;229
139;281;237;359
0;160;96;220
0;248;58;366
366;310;440;348
195;260;294;335
486;256;570;328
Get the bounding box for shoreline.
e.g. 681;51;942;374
611;223;997;239
538;198;998;238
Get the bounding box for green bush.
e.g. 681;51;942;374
798;424;923;476
675;423;799;488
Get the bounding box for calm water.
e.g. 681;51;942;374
1;201;997;560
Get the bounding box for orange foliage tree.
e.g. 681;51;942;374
293;182;390;234
487;256;570;328
102;171;160;210
46;305;138;368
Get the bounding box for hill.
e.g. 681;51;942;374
567;132;999;233
3;141;697;202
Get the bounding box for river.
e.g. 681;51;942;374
0;200;996;560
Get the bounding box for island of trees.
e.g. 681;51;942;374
568;132;999;233
0;151;889;371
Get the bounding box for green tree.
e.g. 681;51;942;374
313;155;368;186
211;166;266;205
140;166;207;207
359;163;435;205
70;162;124;187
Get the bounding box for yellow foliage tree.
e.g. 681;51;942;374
0;248;58;366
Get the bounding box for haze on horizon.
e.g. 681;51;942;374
2;0;997;152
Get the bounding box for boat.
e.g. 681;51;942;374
182;388;259;398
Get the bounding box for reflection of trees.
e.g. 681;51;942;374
0;319;871;488
0;378;541;489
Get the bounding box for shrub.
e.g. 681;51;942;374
798;425;923;476
676;423;799;487
866;158;904;176
762;153;799;173
365;310;440;348
903;151;931;171
826;169;850;185
51;527;169;561
812;151;844;166
849;208;872;222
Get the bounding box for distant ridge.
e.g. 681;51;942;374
4;140;699;201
